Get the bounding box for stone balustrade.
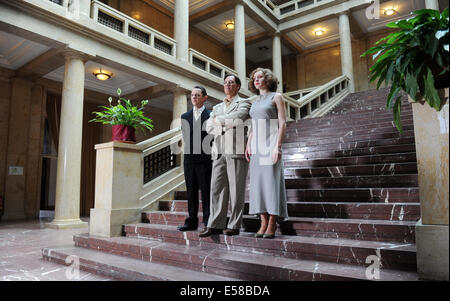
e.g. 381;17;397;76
90;127;185;237
283;75;350;121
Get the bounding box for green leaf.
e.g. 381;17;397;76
386;86;401;109
423;68;442;110
117;88;122;96
393;96;403;133
405;72;419;101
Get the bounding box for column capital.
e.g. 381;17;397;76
337;10;350;17
62;49;91;62
169;85;189;96
270;31;282;38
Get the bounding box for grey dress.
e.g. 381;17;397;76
248;92;288;221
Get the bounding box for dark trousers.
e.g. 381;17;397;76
183;160;212;227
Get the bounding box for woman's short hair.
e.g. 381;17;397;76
248;68;279;94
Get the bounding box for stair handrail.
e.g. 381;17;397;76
283;75;350;120
285;86;319;100
137;127;185;210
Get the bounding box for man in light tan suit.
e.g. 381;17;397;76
199;74;251;237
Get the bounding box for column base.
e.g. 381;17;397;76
416;220;449;281
46;218;88;230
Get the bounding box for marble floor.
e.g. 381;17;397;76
0;218;112;281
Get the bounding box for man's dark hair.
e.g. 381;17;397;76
193;85;208;96
224;74;241;87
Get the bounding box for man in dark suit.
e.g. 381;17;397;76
177;86;213;232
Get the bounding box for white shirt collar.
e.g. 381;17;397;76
193;105;205;114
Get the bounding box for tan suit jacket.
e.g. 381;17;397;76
206;95;252;159
205;95;252;230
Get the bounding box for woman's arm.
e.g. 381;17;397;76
272;93;287;164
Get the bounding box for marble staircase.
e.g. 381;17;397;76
43;88;420;281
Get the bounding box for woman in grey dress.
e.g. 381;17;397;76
245;68;288;239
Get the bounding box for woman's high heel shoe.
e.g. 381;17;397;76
255;233;264;238
263;233;275;239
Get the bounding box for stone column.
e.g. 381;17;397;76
174;0;189;62
338;12;355;93
412;89;449;281
425;0;439;10
171;87;188;129
272;32;283;93
47;50;88;229
234;3;246;82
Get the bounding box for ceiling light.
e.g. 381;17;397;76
384;8;396;16
225;21;235;30
94;69;112;81
314;28;325;36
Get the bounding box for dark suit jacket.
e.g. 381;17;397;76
181;108;213;164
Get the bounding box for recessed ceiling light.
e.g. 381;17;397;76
94;69;112;81
314;28;325;36
225;21;235;30
384;8;396;16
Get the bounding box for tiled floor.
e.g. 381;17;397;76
0;218;112;281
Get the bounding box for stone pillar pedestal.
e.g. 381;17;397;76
46;50;88;230
272;33;283;93
425;0;439;10
90;142;142;237
411;88;449;281
234;3;246;82
338;12;355;93
174;0;189;62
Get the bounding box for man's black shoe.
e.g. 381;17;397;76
224;229;240;236
198;227;222;237
177;224;198;231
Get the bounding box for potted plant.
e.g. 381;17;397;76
90;88;154;143
361;8;449;132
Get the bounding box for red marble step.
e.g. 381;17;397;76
283;153;417;168
285;125;414;142
142;212;417;243
123;223;417;272
174;188;420;204
288;115;413;131
284;174;418;189
326;105;412;118
72;234;418;280
159;200;420;221
283;136;416;153
283;188;420;203
243;216;417;243
282;144;416;162
284;129;415;144
175;187;420;203
280;202;420;221
284;163;417;178
286;118;414;134
42;245;237;281
288;114;413;132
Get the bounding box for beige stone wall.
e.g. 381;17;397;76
3;79;43;220
294;29;396;92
